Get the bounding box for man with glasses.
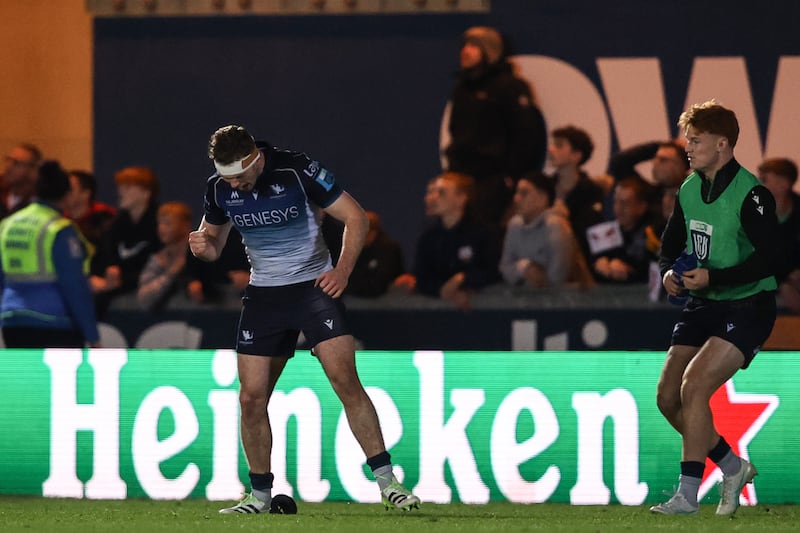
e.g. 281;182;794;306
1;143;42;219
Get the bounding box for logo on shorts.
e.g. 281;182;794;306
241;330;254;343
726;322;735;332
324;319;334;330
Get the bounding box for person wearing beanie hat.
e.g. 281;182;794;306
443;25;547;227
0;159;100;348
462;26;504;65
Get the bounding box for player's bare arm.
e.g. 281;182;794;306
317;192;368;298
188;217;232;262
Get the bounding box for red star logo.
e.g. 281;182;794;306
698;380;779;505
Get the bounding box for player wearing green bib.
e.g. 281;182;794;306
650;101;781;516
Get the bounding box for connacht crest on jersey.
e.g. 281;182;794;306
689;219;712;261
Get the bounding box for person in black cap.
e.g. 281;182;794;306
442;26;547;227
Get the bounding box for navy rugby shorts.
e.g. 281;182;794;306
670;291;777;369
235;280;350;357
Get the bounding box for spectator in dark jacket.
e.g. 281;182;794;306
346;210;405;298
547;125;606;264
93;166;161;316
443;26;547;227
396;172;502;310
758;157;800;312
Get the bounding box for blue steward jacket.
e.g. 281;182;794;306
0;201;99;343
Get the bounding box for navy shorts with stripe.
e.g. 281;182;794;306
236;281;350;357
670;291;776;369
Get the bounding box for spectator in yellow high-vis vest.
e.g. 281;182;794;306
0;160;100;348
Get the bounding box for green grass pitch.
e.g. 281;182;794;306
0;498;797;532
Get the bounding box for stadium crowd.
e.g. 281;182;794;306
1;25;799;338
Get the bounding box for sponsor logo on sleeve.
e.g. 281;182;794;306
315;168;335;191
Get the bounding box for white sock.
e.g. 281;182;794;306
373;465;394;491
717;450;742;476
677;474;700;507
252;488;271;503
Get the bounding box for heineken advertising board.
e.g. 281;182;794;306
0;349;797;505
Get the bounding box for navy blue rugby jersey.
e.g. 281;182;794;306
203;142;343;287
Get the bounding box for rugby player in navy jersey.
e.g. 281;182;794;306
189;125;420;514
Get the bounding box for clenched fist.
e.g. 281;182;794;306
189;228;213;260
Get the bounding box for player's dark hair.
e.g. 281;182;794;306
36;160;71;202
208;125;256;164
658;141;690;169
70;170;98;203
519;170;555;206
615;176;651;203
552;125;594;165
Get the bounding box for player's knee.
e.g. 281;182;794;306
325;366;357;391
239;390;267;416
656;389;680;418
678;376;711;406
332;379;368;406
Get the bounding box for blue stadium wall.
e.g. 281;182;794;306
93;0;800;264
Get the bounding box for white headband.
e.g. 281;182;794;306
214;150;261;177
